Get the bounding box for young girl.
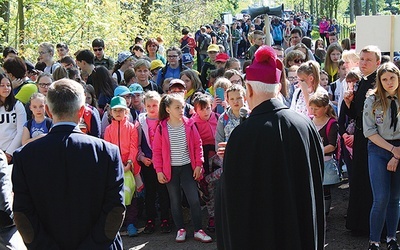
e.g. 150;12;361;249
0;74;27;164
137;91;171;234
152;94;212;243
309;93;340;216
291;60;328;117
190;94;220;232
320;70;329;92
21;93;52;145
363;62;400;250
104;96;141;237
323;43;343;84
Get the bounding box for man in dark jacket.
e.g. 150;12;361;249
12;79;125;249
216;45;325;250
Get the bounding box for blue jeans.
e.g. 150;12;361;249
368;140;400;242
166;164;202;231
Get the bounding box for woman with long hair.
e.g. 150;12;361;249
323;43;343;84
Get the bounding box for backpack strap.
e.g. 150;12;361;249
325;117;335;138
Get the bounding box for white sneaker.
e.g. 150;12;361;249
175;228;186;242
194;229;212;243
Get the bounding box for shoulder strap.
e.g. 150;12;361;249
117;71;122;84
27;119;33;132
295;89;302;102
45;118;52;130
325;117;335;138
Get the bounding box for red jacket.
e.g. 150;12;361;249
153;117;204;182
104;117;140;175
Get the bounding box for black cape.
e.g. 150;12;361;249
216;99;325;250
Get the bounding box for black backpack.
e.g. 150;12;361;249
199;34;211;51
181;37;190;54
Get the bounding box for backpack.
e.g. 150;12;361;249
326;117;341;161
199;33;211;51
180;37;190;54
272;25;283;42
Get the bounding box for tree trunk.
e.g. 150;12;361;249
140;0;153;31
0;1;10;43
350;0;355;23
309;0;314;18
371;0;377;15
354;0;362;16
365;0;370;15
18;0;24;51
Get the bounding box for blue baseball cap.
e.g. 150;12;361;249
182;53;194;64
129;83;144;94
114;86;131;97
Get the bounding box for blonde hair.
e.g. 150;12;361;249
143;91;161;104
214;77;232;90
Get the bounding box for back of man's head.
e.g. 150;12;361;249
76;50;94;65
47;79;85;120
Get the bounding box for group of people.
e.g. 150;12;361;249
1;11;400;250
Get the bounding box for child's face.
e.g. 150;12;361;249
287;71;298;85
145;99;160;119
338;65;348;79
181;74;193;91
330;49;342;63
227;90;245;112
297;73;314;87
131;93;143;107
195;103;212;121
30;98;45;118
309;103;327;119
320;74;329;91
111;108;128;121
85;92;93;105
121;94;132;107
166;99;185;120
253;34;264;46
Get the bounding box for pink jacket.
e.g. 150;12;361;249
152;117;204;183
190;112;219;145
104;117;140;175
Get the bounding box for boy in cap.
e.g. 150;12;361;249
168;79;194;118
200;44;220;89
216;45;325;249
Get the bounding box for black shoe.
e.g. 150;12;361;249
387;240;400;250
368;243;380;250
160;219;171;233
143;220;155;234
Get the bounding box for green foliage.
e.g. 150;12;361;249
0;0;235;63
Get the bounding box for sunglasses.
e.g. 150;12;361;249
167;55;179;58
93;48;103;52
294;59;305;63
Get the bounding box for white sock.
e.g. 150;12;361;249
387;237;397;243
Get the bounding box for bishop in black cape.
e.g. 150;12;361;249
216;99;325;250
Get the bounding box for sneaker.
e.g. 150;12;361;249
207;217;215;232
127;224;138;237
388;240;400;250
194;229;212;243
175;228;186;243
368;243;380;250
160;219;171;233
143;220;155;234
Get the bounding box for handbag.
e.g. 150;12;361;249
123;171;136;206
323;158;341;185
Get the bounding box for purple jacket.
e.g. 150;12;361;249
153;117;204;182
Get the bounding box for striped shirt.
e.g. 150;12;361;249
167;122;191;166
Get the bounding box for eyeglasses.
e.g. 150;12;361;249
208;51;218;54
167;55;179;58
38;83;51;88
294;59;305;63
38;51;49;55
93;48;103;52
287;76;298;81
122;95;132;99
230;79;243;85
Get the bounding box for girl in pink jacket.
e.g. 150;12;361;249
153;92;212;243
104;96;141;237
